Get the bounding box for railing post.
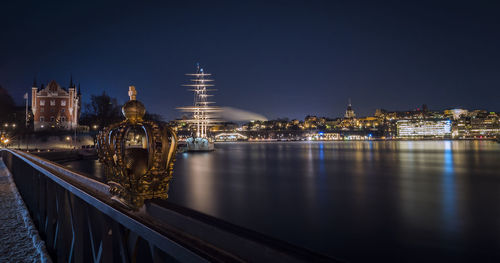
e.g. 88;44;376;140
44;176;58;257
72;196;90;263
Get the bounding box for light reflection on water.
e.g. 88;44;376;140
443;141;456;231
64;141;500;261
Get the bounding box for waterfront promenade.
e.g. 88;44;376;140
0;158;50;263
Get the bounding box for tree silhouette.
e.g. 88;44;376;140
81;92;122;127
0;85;16;123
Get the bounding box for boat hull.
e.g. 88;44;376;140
186;137;215;152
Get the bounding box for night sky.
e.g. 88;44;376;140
1;0;499;120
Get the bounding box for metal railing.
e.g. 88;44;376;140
0;149;337;263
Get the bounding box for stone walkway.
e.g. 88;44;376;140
0;158;51;263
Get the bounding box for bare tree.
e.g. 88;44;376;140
81;92;122;127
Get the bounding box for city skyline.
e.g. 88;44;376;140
1;0;499;120
7;77;500;122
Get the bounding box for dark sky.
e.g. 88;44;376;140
1;0;499;120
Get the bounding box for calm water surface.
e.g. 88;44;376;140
64;141;500;262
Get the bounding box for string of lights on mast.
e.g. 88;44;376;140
178;64;221;138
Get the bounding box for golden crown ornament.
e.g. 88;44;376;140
97;86;178;210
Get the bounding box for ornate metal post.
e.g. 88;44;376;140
96;86;178;210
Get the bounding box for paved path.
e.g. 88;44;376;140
0;158;51;263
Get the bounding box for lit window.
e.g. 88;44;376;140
50;100;55;106
40;100;45;106
61;100;66;106
40;117;45;122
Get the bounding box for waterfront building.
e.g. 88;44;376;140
397;119;452;138
31;78;81;131
453;112;500;138
305;132;341;141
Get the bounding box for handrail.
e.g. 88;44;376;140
0;149;338;262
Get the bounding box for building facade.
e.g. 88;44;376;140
397;119;452;138
344;99;356;119
32;79;81;131
452;113;500;138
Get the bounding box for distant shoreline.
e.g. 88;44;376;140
215;138;499;143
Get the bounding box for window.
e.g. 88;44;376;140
40;117;44;122
50;108;55;113
50;116;55;122
61;116;66;122
61;100;66;106
40;100;45;106
40;107;44;113
50;100;55;106
61;108;65;113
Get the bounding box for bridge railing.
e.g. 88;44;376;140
0;149;336;263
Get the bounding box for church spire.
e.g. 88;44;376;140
32;76;37;87
77;83;81;95
345;98;356;119
69;74;74;88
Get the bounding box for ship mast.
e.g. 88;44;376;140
178;64;220;138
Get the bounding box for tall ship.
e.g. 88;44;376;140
177;64;221;152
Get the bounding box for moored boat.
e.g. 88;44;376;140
177;63;221;152
186;137;215;152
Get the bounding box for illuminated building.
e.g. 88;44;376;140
397;119;452;138
374;109;387;118
210;122;238;132
444;109;468;120
357;117;381;129
304;132;341;141
31;78;81;131
344;99;356;119
453;112;500;138
304;115;318;129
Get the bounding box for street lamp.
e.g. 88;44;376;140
70;93;79;149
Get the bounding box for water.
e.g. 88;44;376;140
64;141;500;262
